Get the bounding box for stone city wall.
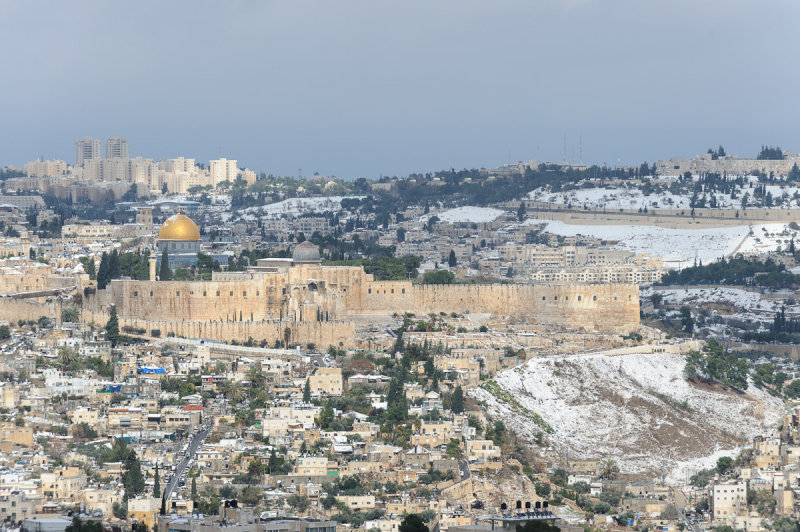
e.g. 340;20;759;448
81;308;355;349
361;282;640;332
0;272;75;295
0;298;61;323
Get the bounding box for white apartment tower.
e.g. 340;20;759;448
209;158;238;187
75;136;101;167
105;137;130;159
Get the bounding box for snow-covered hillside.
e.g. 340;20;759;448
535;220;799;269
471;351;783;482
239;195;365;220
421;206;506;224
537;220;746;268
528;184;800;210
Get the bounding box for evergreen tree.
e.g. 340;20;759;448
268;449;278;474
153;465;161;498
109;250;121;280
517;201;526;222
191;477;197;500
399;514;430;532
105;305;120;347
303;378;311;402
451;385;465;414
122;450;145;499
424;357;435;378
159;250;172;281
790;163;800;181
448;249;457;268
318;402;334;429
97;252;110;289
86;258;96;280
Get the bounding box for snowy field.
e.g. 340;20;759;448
537;220;799;269
539;220;747;268
239;195;365;220
528;184;800;210
656;287;773;311
422;206;506;224
471;350;783;482
529;187;695;210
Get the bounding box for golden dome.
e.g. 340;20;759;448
158;213;201;241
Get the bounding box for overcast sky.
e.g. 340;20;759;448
1;0;798;178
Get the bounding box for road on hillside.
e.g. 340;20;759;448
163;421;213;502
681;510;702;532
459;458;470;480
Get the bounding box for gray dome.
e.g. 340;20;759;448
292;241;320;263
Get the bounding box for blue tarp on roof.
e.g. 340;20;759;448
137;366;166;374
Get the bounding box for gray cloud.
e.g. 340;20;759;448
1;0;798;177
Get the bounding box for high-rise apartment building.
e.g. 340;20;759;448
105;137;130;159
209;158;238;187
75;137;101;167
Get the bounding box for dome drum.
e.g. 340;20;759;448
293;241;321;263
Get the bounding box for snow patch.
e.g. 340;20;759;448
423;206;506;224
471;350;783;483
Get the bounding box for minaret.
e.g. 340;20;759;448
149;255;157;281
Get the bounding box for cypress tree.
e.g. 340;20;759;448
97;252;110;289
105;305;120;347
303;379;311;402
86;258;97;280
122;449;145;499
153;465;161;498
451;385;465;414
159;249;172;281
109;249;121;280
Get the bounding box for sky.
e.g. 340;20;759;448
1;0;799;179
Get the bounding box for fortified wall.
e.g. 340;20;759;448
80;307;354;349
0;298;62;323
362;281;640;333
0;269;76;295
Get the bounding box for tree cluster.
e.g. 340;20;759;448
684;339;748;390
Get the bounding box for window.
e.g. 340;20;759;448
577;295;582;301
133;291;138;296
150;291;153;296
593;295;597;301
542;296;546;300
243;291;247;297
203;291;207;296
216;291;220;296
368;288;372;294
402;288;405;294
230;291;233;296
176;291;180;296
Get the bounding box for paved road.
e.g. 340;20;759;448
459;458;471;480
680;510;702;532
163;422;212;501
